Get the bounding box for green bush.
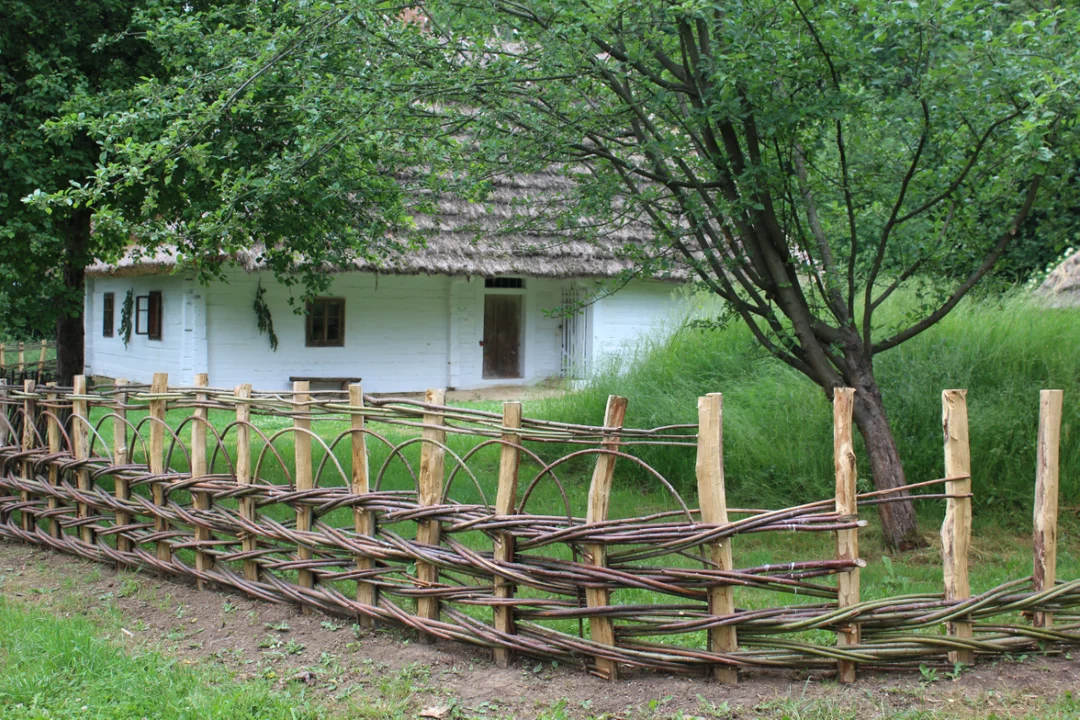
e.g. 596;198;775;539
537;292;1079;525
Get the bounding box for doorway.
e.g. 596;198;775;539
483;294;523;379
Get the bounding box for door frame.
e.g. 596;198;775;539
482;282;527;380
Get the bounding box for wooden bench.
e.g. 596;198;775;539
288;376;362;391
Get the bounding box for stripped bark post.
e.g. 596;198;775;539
20;380;37;534
72;375;93;546
150;372;171;565
696;393;738;684
833;388;861;683
0;344;6;374
0;378;7;448
350;383;377;627
942;389;973;665
1033;389;1063;629
45;383;61;539
493;401;522;667
36;340;47;381
585;394;628;681
113;379;132;554
235;384;259;582
17;341;25;373
192;373;213;588
416;388;447;644
293;381;315;608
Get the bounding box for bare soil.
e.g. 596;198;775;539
1;541;1077;719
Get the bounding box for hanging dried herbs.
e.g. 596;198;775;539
119;289;134;347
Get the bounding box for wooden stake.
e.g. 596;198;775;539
20;380;37;534
833;388;860;683
235;384;259;582
45;383;61;539
72;375;93;545
1033;389;1063;629
696;393;738;684
192;373;213;588
0;343;6;373
350;384;377;627
416;388;447;643
150;372;171;565
0;378;7;447
493;401;522;667
585;394;628;681
113;379;132;554
293;381;315;606
942;389;973;665
36;339;47;381
17;341;25;373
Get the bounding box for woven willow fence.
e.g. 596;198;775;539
0;374;1074;683
0;340;55;385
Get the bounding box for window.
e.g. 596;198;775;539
102;293;115;337
485;277;524;289
135;291;163;341
305;298;345;347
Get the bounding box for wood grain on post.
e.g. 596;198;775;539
416;388;447;643
350;384;377;626
45;384;61;539
1033;389;1063;629
833;388;861;683
493;401;522;667
113;379;132;554
235;383;259;581
72;375;93;545
37;339;47;379
0;343;6;373
0;378;7;447
293;381;315;604
696;393;738;684
20;380;37;534
17;341;24;373
192;373;213;587
942;389;973;665
149;372;171;564
585;394;628;681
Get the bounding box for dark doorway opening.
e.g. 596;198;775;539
483;294;522;379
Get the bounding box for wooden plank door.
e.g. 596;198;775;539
483;295;523;379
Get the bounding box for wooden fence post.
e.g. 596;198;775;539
21;380;37;534
72;375;94;546
833;388;860;683
493;400;522;667
585;394;628;681
350;383;377;626
942;389;973;665
235;383;259;582
193;373;213;588
113;379;131;555
416;388;447;644
45;383;61;539
0;378;8;448
1033;389;1063;629
36;340;47;381
149;372;171;565
17;341;25;374
293;381;315;607
0;344;6;375
696;393;738;684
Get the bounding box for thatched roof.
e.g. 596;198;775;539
1037;250;1080;307
88;172;686;281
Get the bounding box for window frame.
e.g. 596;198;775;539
102;292;115;338
134;291;163;341
305;297;346;348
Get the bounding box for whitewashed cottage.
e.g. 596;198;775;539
83;174;686;392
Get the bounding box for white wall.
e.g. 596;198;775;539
590;280;681;368
203;271;452;392
84;274;197;384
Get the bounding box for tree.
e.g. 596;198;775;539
8;1;433;382
49;1;1079;548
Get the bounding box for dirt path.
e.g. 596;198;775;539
1;541;1077;719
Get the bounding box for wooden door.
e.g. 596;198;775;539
483;294;522;379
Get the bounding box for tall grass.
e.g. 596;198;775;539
536;291;1079;524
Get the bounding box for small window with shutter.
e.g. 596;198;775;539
305;298;345;347
102;293;115;337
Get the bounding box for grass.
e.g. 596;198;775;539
534;291;1080;525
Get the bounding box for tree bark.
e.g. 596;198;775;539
846;367;923;551
55;209;91;387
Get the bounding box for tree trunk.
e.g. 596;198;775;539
847;367;924;551
55;209;91;387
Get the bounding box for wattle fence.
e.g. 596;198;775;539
0;374;1074;682
0;340;55;386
